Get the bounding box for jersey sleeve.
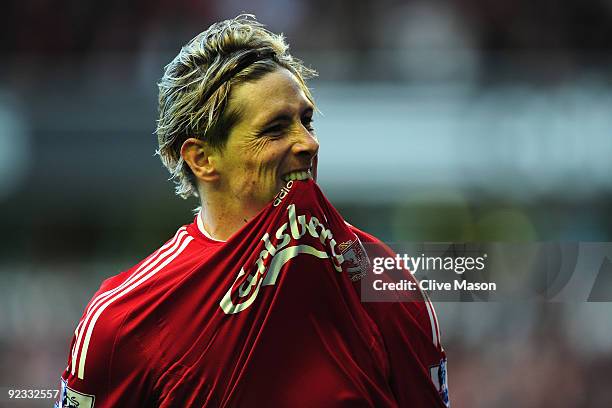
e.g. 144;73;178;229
55;279;156;408
351;228;451;407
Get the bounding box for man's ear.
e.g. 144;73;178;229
181;138;220;182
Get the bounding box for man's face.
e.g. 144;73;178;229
213;68;319;216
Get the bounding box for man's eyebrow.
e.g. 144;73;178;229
257;105;314;128
261;113;292;126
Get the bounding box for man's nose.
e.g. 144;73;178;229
292;128;319;159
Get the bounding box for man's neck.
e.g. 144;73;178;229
198;196;258;241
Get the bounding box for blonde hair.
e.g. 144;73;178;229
156;14;317;199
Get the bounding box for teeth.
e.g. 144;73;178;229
283;170;312;182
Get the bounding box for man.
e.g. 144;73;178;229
57;15;449;407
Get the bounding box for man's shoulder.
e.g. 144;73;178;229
88;217;222;329
347;223;394;256
348;223;379;243
88;222;212;321
97;225;199;292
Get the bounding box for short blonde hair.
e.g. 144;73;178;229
156;14;317;199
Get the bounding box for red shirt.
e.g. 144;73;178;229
57;180;449;407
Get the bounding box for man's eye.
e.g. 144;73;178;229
264;124;285;136
302;117;315;131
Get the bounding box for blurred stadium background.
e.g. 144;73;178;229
1;0;612;406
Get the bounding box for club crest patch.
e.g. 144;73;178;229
338;239;369;281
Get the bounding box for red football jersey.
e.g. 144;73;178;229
56;179;449;407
